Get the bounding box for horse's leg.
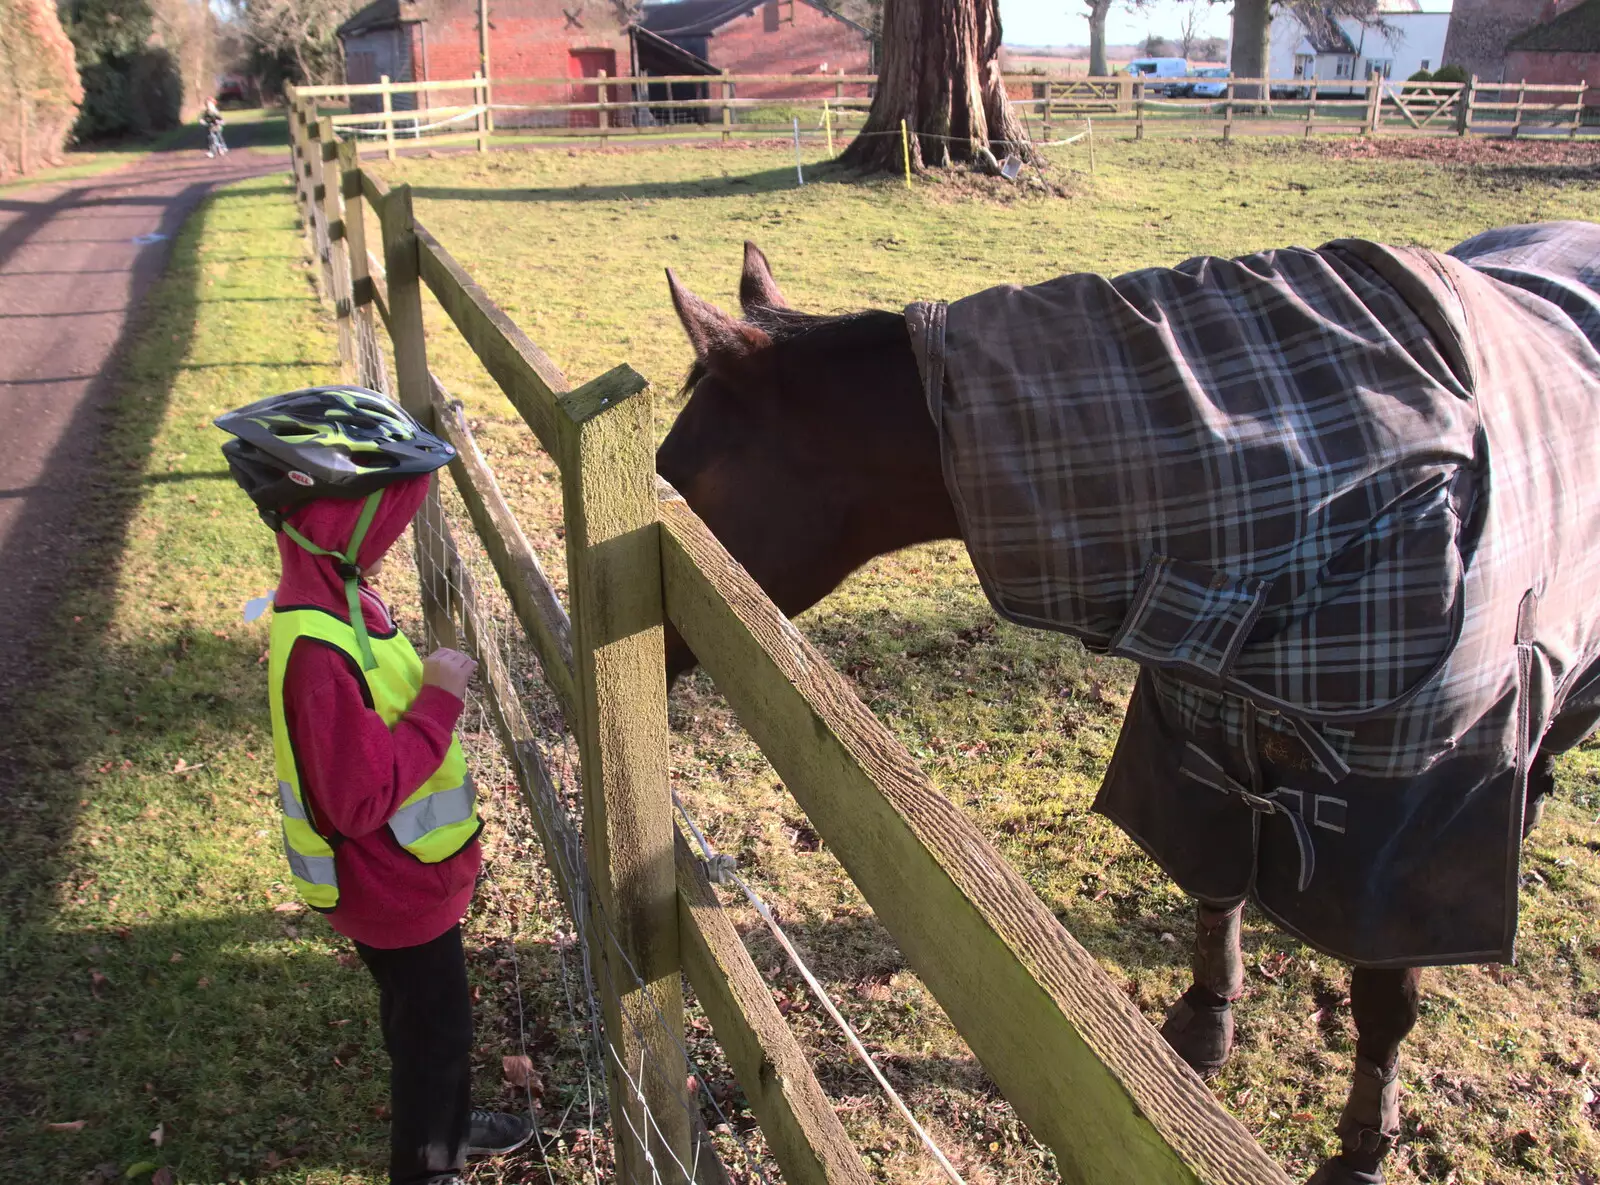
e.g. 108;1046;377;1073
1307;966;1422;1185
1159;899;1244;1076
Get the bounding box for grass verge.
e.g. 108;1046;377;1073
0;171;589;1184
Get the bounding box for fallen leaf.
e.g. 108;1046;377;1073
336;952;360;969
503;1054;538;1089
90;970;108;998
168;953;183;964
150;1122;165;1146
272;902;303;914
47;1120;87;1132
126;1161;159;1177
195;977;210;989
152;1169;174;1185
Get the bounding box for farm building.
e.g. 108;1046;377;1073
636;0;874;98
335;0;873;126
1260;0;1451;85
1443;0;1555;80
1501;0;1600;104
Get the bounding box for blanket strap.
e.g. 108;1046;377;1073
1180;742;1318;892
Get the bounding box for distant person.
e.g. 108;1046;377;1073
215;387;533;1185
203;98;228;158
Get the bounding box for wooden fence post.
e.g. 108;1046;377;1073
597;68;609;144
1366;76;1382;134
1572;81;1587;138
381;74;397;162
1513;79;1526;138
1041;80;1052;141
559;371;691;1183
378;185;457;645
1458;74;1477;135
1305;79;1317;138
721;79;732;141
475;70;489;152
1223;80;1233;142
1135;79;1145;139
338;139;374;324
319;115;353;368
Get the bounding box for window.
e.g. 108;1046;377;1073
1364;58;1393;79
1335;59;1351;78
1420;59;1430;70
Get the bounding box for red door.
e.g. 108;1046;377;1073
569;49;618;128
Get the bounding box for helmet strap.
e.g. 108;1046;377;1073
279;490;385;670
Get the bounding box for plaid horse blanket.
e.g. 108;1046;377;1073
906;222;1600;965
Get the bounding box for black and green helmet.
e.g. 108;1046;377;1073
216;386;455;670
215;386;454;526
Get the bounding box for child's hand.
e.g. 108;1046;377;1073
422;648;478;700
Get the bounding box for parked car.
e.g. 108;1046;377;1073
215;76;247;106
1124;57;1190;97
1188;66;1232;99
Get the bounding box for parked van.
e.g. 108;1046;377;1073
1125;57;1190;95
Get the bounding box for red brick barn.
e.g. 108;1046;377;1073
1502;0;1600;105
337;0;633;125
637;0;874;98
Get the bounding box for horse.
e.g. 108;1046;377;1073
656;229;1600;1185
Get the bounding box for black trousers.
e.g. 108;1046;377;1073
356;925;473;1185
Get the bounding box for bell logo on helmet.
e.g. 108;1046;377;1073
288;471;315;487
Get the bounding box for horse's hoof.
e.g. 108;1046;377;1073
1159;985;1234;1076
1304;1154;1386;1184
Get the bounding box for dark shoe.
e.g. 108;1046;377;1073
467;1108;534;1158
1160;984;1235;1076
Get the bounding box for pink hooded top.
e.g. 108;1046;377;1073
275;475;481;949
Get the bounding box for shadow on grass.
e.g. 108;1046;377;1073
408;161;856;205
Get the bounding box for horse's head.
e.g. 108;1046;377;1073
657;243;957;679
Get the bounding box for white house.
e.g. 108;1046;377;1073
1252;0;1452;85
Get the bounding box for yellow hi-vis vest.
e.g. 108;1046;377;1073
267;604;480;910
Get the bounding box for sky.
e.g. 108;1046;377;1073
999;0;1237;48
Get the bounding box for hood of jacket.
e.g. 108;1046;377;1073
274;474;430;626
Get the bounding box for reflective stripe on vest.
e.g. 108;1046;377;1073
266;604;480;910
389;777;477;849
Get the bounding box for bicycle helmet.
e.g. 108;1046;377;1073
216;386;455;670
216;385;453;526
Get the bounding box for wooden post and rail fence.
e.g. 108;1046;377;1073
291;73;1592;157
290;80;1303;1184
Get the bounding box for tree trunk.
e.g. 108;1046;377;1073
1229;0;1272;101
1087;0;1112;78
840;0;1032;172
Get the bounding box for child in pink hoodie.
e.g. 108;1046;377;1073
217;387;532;1184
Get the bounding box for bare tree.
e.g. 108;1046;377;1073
1175;0;1202;58
231;0;356;85
1140;32;1170;55
1227;0;1383;96
839;0;1032;173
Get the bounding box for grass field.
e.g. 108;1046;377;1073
368;134;1600;1184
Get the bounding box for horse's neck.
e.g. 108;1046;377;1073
838;332;961;566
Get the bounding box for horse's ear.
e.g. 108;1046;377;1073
738;241;788;314
667;268;771;371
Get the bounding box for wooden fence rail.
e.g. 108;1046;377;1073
293;72;1593;154
285;80;1296;1185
